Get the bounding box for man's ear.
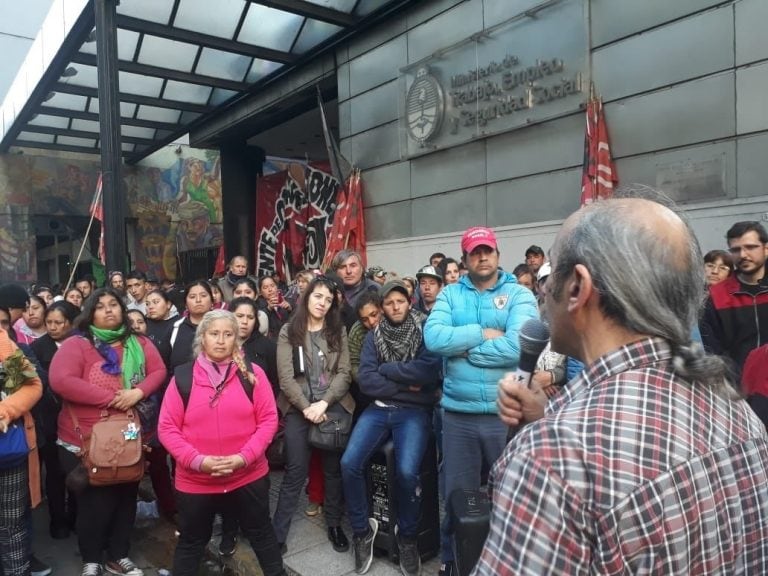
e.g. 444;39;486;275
566;264;594;313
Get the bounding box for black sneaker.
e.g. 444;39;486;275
218;533;237;557
438;561;456;576
30;556;52;576
352;518;379;574
397;532;421;576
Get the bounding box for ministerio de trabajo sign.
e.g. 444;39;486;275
405;55;583;151
402;0;587;156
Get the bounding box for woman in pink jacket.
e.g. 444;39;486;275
159;309;284;576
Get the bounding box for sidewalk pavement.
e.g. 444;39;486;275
32;470;443;576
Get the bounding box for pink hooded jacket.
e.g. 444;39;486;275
158;359;277;494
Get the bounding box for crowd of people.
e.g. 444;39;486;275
1;195;768;576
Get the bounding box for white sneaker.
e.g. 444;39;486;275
104;558;143;576
81;563;102;576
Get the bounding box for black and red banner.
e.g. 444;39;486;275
255;163;340;280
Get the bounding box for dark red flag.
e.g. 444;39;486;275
321;169;366;270
580;95;618;206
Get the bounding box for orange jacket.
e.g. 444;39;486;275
0;329;42;507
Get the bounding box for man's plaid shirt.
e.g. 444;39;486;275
473;337;768;575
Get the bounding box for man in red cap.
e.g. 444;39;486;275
424;226;538;576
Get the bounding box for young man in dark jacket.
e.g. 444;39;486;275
341;280;442;576
701;221;768;379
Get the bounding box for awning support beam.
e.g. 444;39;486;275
95;0;127;273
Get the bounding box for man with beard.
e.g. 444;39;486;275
342;280;442;576
424;226;538;576
217;255;250;304
701;221;768;377
75;276;95;300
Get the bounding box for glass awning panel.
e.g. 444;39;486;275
116;0;175;25
304;0;358;13
175;0;245;39
138;35;199;72
162;81;213;105
237;5;304;52
292;19;342;54
196;48;252;82
0;0;415;159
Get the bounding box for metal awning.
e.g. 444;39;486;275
0;0;412;163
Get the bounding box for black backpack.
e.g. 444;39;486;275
173;361;254;409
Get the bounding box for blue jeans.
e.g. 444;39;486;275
341;404;432;537
440;411;508;562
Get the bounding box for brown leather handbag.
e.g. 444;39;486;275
68;407;145;486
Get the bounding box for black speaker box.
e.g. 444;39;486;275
366;438;440;564
449;488;491;576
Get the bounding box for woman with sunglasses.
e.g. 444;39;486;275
271;276;354;555
158;310;284;576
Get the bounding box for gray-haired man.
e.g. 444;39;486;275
484;195;768;575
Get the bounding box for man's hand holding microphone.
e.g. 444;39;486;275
497;319;551;427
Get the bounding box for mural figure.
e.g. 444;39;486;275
174;200;223;252
0;147;223;283
177;157;222;223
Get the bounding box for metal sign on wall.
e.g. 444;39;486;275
401;0;587;157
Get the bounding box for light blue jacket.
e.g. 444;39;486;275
424;270;538;414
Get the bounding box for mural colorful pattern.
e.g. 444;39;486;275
0;148;222;283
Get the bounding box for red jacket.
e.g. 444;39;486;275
50;335;166;447
700;275;768;373
158;360;277;494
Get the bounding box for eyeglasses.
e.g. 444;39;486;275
209;363;234;407
704;263;731;273
728;244;764;255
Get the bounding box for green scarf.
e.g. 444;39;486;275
89;325;146;390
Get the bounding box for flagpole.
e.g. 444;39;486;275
63;180;103;294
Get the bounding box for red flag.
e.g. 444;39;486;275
580;95;618;206
89;174;105;264
213;245;226;276
321;183;349;270
345;170;366;267
321;169;367;270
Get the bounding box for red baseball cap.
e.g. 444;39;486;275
461;226;498;253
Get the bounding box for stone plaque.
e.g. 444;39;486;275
656;156;726;203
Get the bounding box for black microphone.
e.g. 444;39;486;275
510;319;550;387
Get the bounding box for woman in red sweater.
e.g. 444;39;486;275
158;309;284;576
50;288;166;576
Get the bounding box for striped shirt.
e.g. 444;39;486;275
473;337;768;575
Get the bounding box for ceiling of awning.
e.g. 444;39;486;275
2;0;412;163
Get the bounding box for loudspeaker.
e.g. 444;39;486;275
366;437;440;564
449;489;490;576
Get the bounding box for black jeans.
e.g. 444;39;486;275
58;447;139;564
40;440;75;528
272;411;344;544
173;475;284;576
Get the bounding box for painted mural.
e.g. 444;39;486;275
0;147;222;284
